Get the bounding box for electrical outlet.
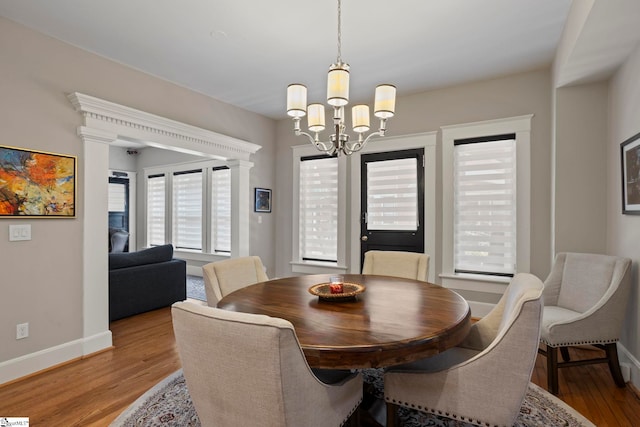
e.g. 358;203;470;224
16;323;29;340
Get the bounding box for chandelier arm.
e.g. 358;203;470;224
294;128;336;155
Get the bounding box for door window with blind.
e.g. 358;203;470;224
453;134;516;276
366;157;419;231
299;155;338;263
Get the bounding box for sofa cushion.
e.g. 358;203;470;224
109;244;174;270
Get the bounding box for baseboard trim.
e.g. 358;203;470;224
0;331;112;386
83;330;113;355
618;342;640;389
186;265;202;276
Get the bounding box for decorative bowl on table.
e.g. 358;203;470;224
308;282;365;302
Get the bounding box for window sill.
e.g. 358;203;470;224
291;261;348;275
173;250;230;263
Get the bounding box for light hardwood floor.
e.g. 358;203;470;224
1;306;639;426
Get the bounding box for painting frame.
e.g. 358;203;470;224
0;145;77;218
621;132;640;215
254;188;272;213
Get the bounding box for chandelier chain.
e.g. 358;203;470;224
336;0;342;63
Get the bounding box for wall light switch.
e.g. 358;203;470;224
9;224;31;241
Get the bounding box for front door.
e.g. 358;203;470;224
360;149;425;269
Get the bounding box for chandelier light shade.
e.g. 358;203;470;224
307;103;326;132
327;63;350;107
374;84;397;118
286;84;307;118
352;105;370;133
285;0;396;156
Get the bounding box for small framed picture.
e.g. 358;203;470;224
620;132;640;214
254;188;272;213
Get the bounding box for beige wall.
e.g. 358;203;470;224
275;69;553;280
0;16;276;367
608;43;640;385
554;82;608;254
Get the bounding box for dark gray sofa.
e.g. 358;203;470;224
108;244;186;321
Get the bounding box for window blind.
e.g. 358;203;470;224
172;170;203;250
146;174;165;246
211;167;231;253
366;157;418;230
453;135;516;276
108;182;126;212
299;156;338;262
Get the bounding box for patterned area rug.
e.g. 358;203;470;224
186;275;206;301
110;369;595;427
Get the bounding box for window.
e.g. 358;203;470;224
366;157;419;231
291;145;347;274
146;174;166;246
144;162;232;254
211;167;231;253
454;135;516;276
299;155;338;262
441;115;531;283
172;170;203;250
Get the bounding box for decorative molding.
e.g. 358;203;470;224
67;92;261;161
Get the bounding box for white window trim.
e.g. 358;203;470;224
291;144;348;274
441;115;532;290
348;132;437;282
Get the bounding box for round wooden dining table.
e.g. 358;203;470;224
217;273;471;369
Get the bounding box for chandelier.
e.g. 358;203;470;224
286;0;396;156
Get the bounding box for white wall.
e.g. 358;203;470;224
554;82;609;254
608;42;640;387
0;16;276;382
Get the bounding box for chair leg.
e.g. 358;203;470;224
386;401;398;427
605;343;626;387
350;407;360;427
560;346;571;362
547;345;559;395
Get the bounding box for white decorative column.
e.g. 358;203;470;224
228;160;254;257
77;126;117;354
68;92;262;352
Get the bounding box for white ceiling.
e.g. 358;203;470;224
0;0;576;119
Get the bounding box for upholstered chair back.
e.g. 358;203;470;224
362;250;430;281
172;301;362;427
543;252;630;314
384;273;544;427
202;256;268;307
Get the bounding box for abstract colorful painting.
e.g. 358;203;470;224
0;145;76;217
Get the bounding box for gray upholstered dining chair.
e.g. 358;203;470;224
361;250;430;281
384;273;544;427
172;301;362;427
202;256;268;307
538;252;632;395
